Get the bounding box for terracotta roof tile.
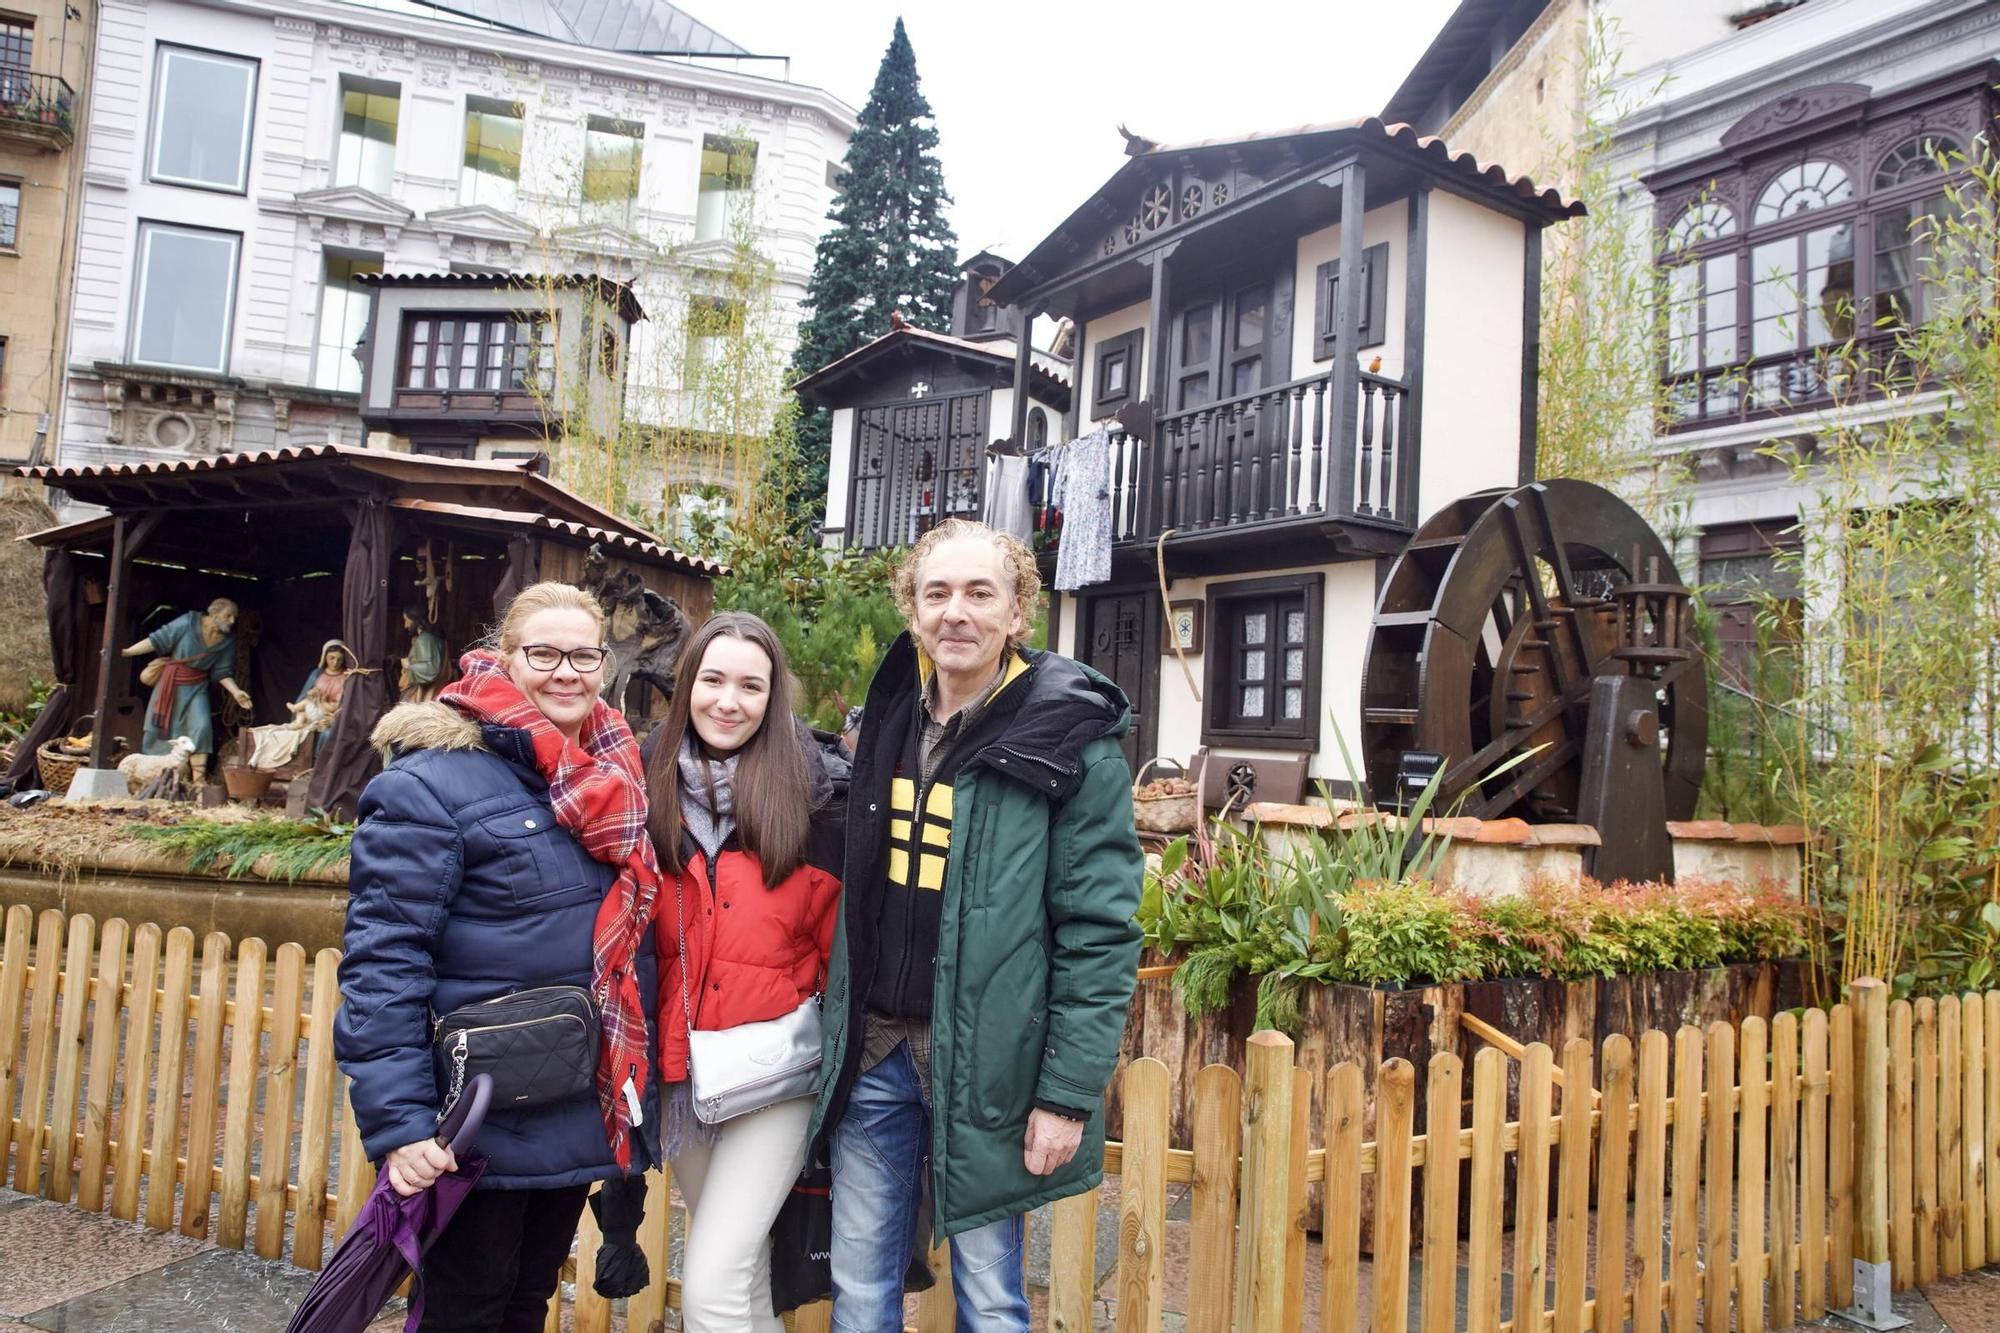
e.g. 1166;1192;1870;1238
1666;820;1740;842
1471;817;1534;844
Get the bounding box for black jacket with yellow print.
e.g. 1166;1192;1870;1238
862;652;1033;1019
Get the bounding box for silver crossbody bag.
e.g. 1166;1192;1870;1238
674;871;823;1125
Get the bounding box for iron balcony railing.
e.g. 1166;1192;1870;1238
0;68;77;149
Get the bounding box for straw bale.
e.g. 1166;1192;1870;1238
0;490;56;717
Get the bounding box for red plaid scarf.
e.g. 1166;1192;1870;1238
440;650;661;1169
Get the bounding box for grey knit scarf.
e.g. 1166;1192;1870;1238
676;733;738;864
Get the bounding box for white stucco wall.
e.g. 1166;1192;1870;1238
1075;300;1150;429
59;0;856;473
1290;197;1410;380
1063;559;1377;783
1415;189;1526;519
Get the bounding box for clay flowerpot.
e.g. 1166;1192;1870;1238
222;767;273;801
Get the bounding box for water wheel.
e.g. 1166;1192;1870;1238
1358;480;1708;879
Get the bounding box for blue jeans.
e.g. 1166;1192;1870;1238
829;1041;1030;1333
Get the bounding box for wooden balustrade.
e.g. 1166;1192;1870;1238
1037;366;1414;553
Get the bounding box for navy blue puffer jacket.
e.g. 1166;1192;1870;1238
334;701;661;1189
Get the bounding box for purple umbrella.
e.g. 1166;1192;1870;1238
287;1074;494;1333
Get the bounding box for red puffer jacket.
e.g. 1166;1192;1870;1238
653;835;841;1081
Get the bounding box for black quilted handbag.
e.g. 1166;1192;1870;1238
434;985;599;1111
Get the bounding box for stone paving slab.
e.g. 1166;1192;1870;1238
22;1246;317;1333
0;1193;205;1320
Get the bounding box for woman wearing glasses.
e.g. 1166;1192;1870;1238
334;581;663;1333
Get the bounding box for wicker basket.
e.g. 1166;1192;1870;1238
1131;757;1198;835
37;741;88;795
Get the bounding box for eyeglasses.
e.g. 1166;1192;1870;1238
519;644;609;673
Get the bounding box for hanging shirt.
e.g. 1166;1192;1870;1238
1052;426;1115;591
981;453;1034;541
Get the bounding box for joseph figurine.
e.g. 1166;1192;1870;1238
124;597;253;785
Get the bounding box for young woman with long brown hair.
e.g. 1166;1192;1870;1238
643;611;845;1331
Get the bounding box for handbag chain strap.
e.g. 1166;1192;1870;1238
673;871;695;1057
439;1029;468;1121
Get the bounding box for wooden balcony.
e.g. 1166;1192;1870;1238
0;70;76;152
1035;365;1416;577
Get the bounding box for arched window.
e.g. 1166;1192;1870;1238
1667;200;1737;251
1027;408;1048;452
1875;134;1962;190
1754;159;1852;224
1664;200;1740;421
1657;84;1985;430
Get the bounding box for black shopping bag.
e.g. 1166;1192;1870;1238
770;1158;833;1315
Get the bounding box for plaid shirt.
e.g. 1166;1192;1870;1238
859;658;1009;1098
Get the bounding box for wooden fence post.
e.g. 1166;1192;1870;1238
1840;977;1902;1329
1234;1030;1294;1333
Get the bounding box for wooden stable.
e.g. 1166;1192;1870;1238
17;445;716;813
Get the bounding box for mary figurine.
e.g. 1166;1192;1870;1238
244;640;359;771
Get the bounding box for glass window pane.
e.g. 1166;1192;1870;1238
133;224;239;373
1234;286;1267;348
1230;358;1261;398
1754;159;1851;225
1241;611;1267;646
1178;372;1210;409
1239;686;1265;717
1181;305;1212;365
1243;650;1265;682
336;82;399;194
1101;352;1126;396
1283;687;1304;721
1704;257;1737;363
312;252;382;392
696;134;756;241
1284;648;1305;681
583;116;644;206
0;182;17;250
462;99;524;210
1285;609;1306;643
151;48;258;192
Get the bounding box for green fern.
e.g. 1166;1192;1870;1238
1254;971;1305;1037
1171;946;1239;1020
127;815;354;881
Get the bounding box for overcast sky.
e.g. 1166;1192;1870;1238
713;1;1461;261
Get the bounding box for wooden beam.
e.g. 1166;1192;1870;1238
1009;311;1034;451
1330;161;1367;517
88;516;133;771
1519;223;1543;485
1139;244;1177;539
1399;186;1431;524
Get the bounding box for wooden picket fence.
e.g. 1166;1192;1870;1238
4;903;1999;1332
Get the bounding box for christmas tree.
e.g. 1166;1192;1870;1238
781;18;959;531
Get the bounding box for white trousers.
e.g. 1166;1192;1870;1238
671;1094;814;1333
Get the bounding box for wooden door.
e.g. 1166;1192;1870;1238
1080;589;1159;773
1170;277;1276;410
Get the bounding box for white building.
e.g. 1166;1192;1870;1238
1386;0;2000;664
55;0;855;481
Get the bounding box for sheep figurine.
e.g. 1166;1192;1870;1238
119;736;198;796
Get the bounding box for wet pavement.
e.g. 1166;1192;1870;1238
3;1184;1997;1331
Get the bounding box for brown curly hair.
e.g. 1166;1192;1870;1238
892;518;1042;651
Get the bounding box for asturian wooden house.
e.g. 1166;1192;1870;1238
796;252;1071;549
968;117;1582;784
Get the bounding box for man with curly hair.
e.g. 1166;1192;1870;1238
810;518;1143;1330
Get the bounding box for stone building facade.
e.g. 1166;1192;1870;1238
54;0;854;489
